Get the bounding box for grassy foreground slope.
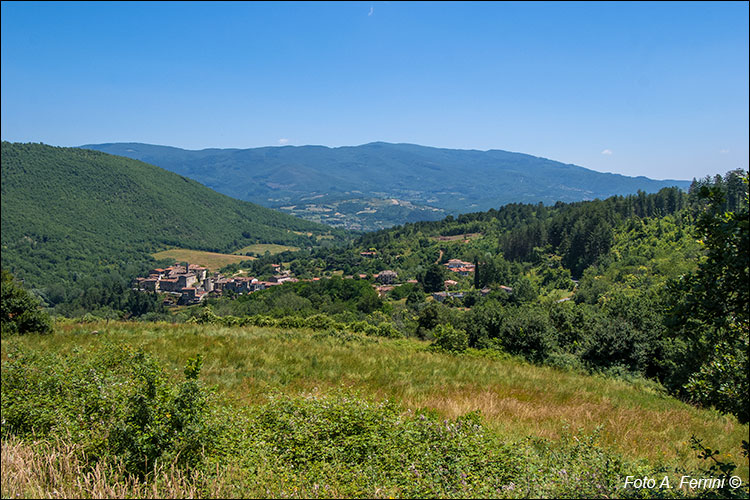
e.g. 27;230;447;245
1;142;342;289
3;321;746;499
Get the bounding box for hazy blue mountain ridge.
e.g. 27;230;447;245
83;141;691;230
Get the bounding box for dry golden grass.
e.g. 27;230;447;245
152;248;254;271
0;437;209;499
0;437;382;499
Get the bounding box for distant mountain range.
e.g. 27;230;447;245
82;142;691;231
1;142;341;288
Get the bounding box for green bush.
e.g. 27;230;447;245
431;324;469;353
518;426;656;498
242;392;522;497
376;322;403;338
310;328;376;345
1;344;217;478
1;270;52;336
276;315;308;329
304;313;337;330
348;320;379;336
498;306;557;363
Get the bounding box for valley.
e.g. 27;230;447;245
82;142;691;231
3;3;747;498
2;144;747;499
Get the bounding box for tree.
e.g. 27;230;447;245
666;172;749;423
473;256;480;289
419;264;446;293
1;270;52;336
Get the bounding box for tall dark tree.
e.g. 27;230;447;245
419;264;446;294
473;256;480;289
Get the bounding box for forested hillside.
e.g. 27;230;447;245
0;142;344;302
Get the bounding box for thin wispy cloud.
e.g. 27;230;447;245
368;5;374;16
601;149;613;155
719;149;730;154
278;138;290;145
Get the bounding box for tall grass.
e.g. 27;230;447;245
3;320;748;484
1;437;213;499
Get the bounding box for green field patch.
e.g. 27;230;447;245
152;248;254;271
431;232;483;242
233;243;300;255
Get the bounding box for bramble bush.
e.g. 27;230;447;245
1;344;217;478
430;324;469;353
236;392;523;498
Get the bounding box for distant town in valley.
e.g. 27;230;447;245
134;257;495;306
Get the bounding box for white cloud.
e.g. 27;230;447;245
368;5;374;16
719;149;730;154
278;138;290;145
601;149;613;155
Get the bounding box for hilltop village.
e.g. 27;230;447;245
134;258;490;306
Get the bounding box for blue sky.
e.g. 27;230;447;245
1;1;747;180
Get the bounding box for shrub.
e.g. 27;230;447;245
348;320;379;336
1;345;217;478
376;322;402;338
108;352;215;477
498;306;557;363
519;426;655;498
310;328;376;345
1;270;52;336
248;314;278;327
431;324;469;353
304;313;337;330
190;306;221;325
243;392;521;498
276;315;307;329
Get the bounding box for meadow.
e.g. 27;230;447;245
2;321;747;498
233;243;301;256
152;249;255;271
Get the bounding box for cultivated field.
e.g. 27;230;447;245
152;248;255;271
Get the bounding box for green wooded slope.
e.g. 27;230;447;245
1;142;342;288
